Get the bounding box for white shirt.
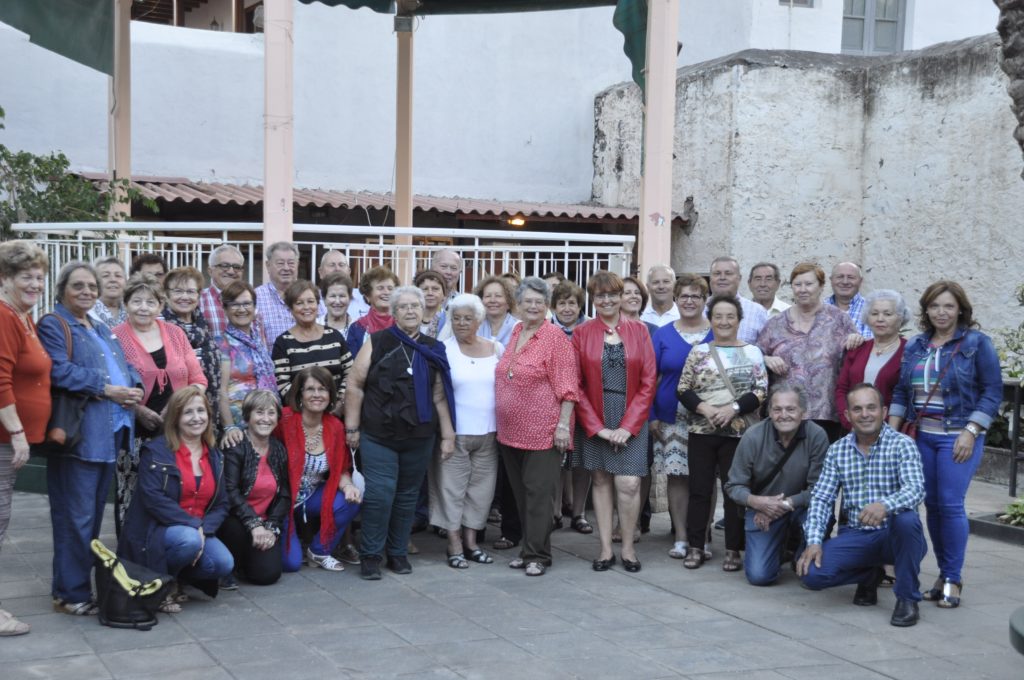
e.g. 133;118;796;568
765;297;791;317
641;303;680;327
443;336;504;435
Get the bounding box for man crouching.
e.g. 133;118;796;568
797;383;927;627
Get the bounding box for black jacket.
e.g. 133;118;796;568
222;435;290;533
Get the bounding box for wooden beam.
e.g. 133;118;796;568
109;0;131;220
263;0;295;255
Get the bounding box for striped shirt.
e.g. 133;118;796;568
804;424;924;545
272;326;354;405
910;348;948;434
826;292;873;339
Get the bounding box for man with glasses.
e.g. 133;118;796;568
200;245;266;342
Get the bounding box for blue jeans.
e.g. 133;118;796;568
47;456;115;603
359;434;434;559
744;507;806;586
163;525;234;580
282;482;360;572
802;510;928;602
917;430;984;583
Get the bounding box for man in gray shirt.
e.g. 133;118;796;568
726;384;828;586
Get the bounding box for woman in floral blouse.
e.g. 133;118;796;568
678;294;768;572
756;262;863;443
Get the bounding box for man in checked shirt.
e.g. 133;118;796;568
797;382;927;627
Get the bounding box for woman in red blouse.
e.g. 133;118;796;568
495;277;580;577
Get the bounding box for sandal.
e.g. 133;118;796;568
53;599;98;616
158;597;182;614
466;548;494;564
571;515;594;534
508;557;526;569
447;552;470;569
722;550;743;572
936;579;962;608
525;562;546;577
683;547;706;570
668;541;688;559
922;577;944;601
493;536;518;550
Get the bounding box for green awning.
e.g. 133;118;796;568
0;0;113;76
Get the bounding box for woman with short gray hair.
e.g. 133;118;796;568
835;289;909;430
432;294;503;568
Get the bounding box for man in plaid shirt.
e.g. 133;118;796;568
200;244;267;344
797;383;927;627
825;262;873;338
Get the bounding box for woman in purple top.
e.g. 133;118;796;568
756;262;863;443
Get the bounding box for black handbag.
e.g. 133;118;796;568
91;540;175;631
31;314;89;457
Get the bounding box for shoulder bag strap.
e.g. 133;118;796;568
751;435;800;496
708;344;739;399
915;338;963;419
40;313;74;358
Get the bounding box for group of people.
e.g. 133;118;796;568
0;239;1002;636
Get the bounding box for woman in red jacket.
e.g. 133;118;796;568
835;290;909;430
572;271;656;573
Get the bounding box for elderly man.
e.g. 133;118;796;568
431;249;463;303
726;385;827;586
255;241;300;344
748;262;790;317
797;383;927;627
826;262;872;338
640;265;679;327
199;245;264;341
708;256;768;344
316;249;369;320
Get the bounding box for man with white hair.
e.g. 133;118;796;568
200;244;265;340
640;265;679;327
256;241;300;345
826;262;873;338
708;256;768;344
316;249;369;321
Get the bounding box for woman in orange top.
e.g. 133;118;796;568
0;241;51;636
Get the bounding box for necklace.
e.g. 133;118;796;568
303;422;323;449
872;338;899;355
400;346;414;375
0;298;34;337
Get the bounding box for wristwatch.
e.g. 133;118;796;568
964;423;983;437
731;402;740;413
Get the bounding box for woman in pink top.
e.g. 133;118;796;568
494;277;580;577
113;273;207;536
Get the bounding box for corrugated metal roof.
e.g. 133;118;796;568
78;173;669;223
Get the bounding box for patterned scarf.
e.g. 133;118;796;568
163;307;222;426
225;322;277;392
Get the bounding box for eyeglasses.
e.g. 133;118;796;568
677;294;705;302
395;303;422;312
593;292;620;301
169;288;199;297
226;301;254;310
213;263;244;272
68;282;99;292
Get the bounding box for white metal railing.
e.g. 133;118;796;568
22;222;635;312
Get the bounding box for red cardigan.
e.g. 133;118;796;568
572;317;656;437
835;337;906;430
274;408;352;549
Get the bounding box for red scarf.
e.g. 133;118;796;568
357;307;395;334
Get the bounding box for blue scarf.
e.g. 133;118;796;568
387;326;456;429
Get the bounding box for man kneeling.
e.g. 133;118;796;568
726;384;827;586
797;383;927;627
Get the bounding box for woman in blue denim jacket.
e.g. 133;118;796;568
37;262;143;616
888;280;1002;609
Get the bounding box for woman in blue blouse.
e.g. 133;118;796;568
650;274;713;559
888;280;1001;609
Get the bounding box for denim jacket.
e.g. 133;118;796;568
38;303;142;463
889;326;1002;431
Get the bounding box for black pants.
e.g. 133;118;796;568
496;456;522;543
686;433;744;552
217;515;283;586
814;419;846;445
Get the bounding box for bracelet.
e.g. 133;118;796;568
6;428;24;436
224;425;242;433
345;427;359;434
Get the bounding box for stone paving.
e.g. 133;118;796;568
1;482;1022;680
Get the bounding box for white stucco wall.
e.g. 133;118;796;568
592;36;1024;330
905;0;1000;50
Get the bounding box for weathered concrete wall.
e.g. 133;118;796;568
592;35;1024;330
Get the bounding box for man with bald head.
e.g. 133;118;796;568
641;265;679;327
431;249;463;304
826;262;872;338
317;249;369;320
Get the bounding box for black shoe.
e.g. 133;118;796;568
853;566;885;606
622;557;642;573
592;555;616;572
410;519;428;534
360;555;383;581
890;598;920;627
386;555;412;575
714;518;726;531
219;574;239;591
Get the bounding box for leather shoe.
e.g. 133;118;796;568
890;598;920;627
622;557;642;573
386;555;412;574
853;566;884;606
592;555;616;572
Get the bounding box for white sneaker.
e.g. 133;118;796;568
307;549;344;571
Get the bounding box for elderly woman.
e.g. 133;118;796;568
430;294;504;568
113;274;208;535
0;241;50;635
218;281;278;448
652;274;714;559
889;281;1002;609
756;262;862;443
217;389;290;586
345;286;456;579
551;280;587;337
415;270;448;338
272;280;353;414
346;266;400;354
836;289;910;430
572;272;656;572
38;262;143;616
162;267;222;433
90;257;128;328
320;273;356;339
475;276;518;346
118;387;233;612
277;367;361;573
494;277;580;576
679;294;768;571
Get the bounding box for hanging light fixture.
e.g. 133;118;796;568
210;17;221;31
